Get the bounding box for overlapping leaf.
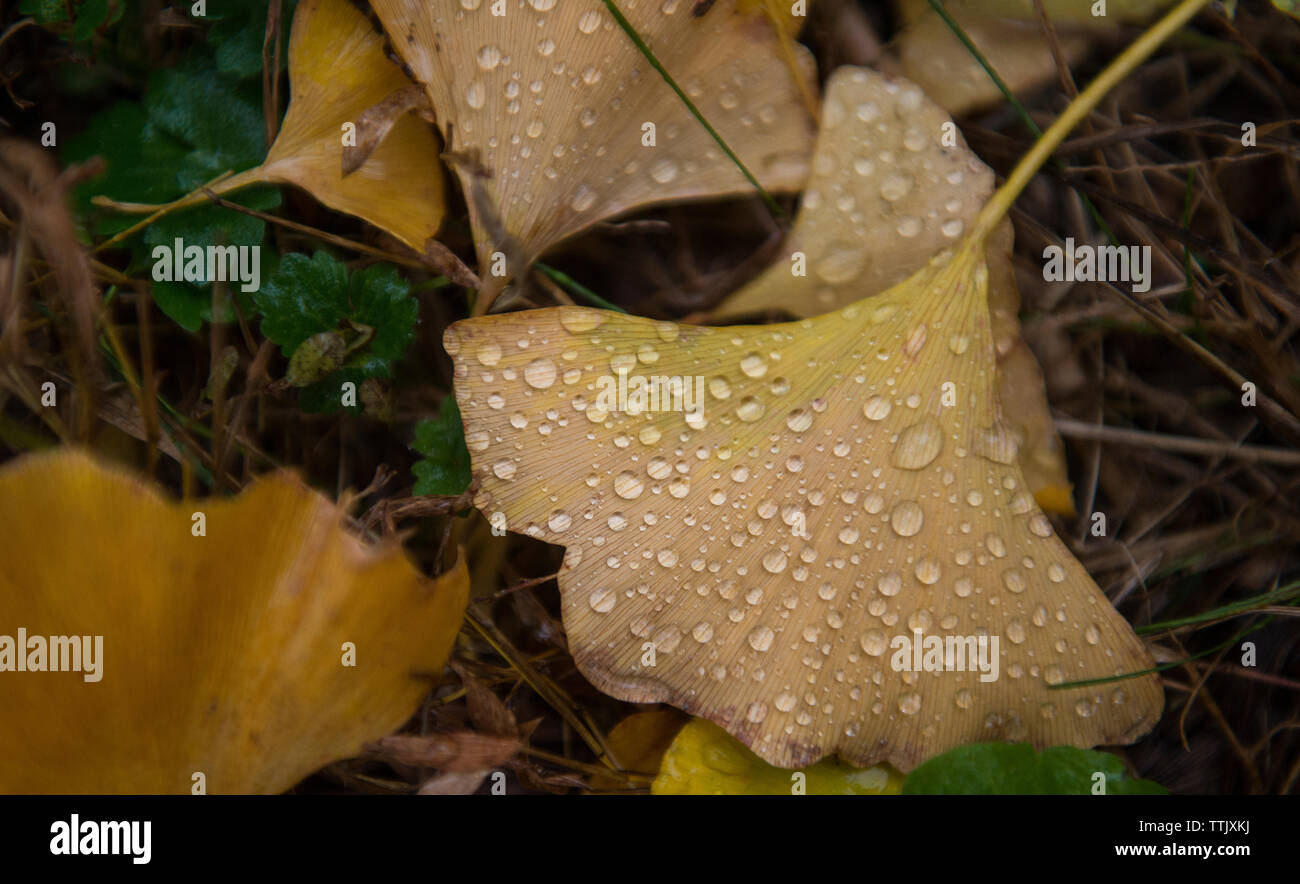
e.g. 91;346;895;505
711;69;1073;511
368;0;817;290
205;0;447;254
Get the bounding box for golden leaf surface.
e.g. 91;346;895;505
369;0;816;280
0;449;469;793
712;69;995;321
712;68;1073;511
219;0;446;252
445;220;1162;771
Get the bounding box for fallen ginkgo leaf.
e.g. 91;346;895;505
368;0;817;295
711;69;1072;512
443;0;1210;769
0;449;469;794
106;0;446;256
653;718;904;794
445;240;1162;769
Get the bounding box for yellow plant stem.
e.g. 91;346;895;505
970;0;1212;245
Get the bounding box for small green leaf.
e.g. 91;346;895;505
254;251;351;353
298;367;368;416
346;263;419;376
207;0;297;80
62;48;280;331
19;0;69;25
64;103;190;235
71;0;111;42
902;743;1167;795
412;399;472;497
254;252;417;414
150;281;208;333
145;54;267;177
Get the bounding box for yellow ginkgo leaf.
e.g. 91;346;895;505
127;0;445;255
443;0;1210;769
711;69;1073;512
979;220;1075;516
894;0;1176;116
445;232;1161;769
712;69;994;320
0;449;469;794
653;718;904;794
368;0;816;290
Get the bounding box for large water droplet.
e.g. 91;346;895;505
880;171;913;201
589;587;616;613
559;306;603;333
570;184;597;213
877;572;902;597
762;550;788;574
860;630;887;656
736;397;765;422
748;626;775;652
614;471;644;499
816;242;866;285
524;357;556;389
650;157;679;184
476;45;502;70
739;352;767;378
466;80;487;110
890;501;924;537
892;418;943;470
863;395;892;421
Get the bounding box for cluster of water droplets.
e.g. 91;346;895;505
435;0;809;228
445;265;1136;767
776;69;994;315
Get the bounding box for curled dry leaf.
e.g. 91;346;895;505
653;718;903;794
711;69;1073;512
368;0;817;291
194;0;446;252
443;68;1164;766
0;449;469;793
893;0;1175;116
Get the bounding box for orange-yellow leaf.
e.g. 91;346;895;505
210;0;446;253
0;449;469;794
